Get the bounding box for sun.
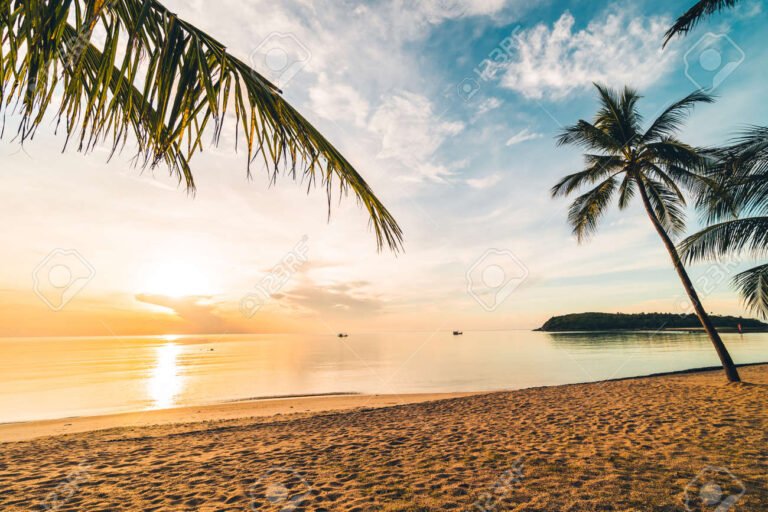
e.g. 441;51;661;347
141;261;213;298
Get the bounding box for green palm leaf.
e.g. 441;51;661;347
593;83;640;146
663;0;741;46
550;156;623;198
680;216;768;262
0;0;402;251
556;120;625;153
695;127;768;222
566;176;617;243
733;264;768;319
640;91;715;143
641;175;687;237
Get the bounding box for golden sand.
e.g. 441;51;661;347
1;366;765;511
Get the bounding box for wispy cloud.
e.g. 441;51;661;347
466;173;503;189
473;97;504;119
135;294;235;332
498;8;677;99
370;91;464;183
505;128;543;146
275;279;385;316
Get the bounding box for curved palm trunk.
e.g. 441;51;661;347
637;181;741;382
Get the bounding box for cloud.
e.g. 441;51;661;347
400;0;520;25
735;0;762;18
466;173;503;189
275;279;385;316
505;128;543;145
308;73;370;127
498;8;677;99
135;294;234;332
175;0;518;189
473;97;504;119
369;91;465;182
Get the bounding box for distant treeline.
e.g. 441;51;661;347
537;312;768;332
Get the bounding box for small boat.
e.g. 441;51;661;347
337;333;349;338
452;331;463;336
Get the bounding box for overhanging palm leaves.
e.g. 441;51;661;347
665;0;768;317
554;84;741;382
0;0;402;251
681;127;768;317
681;217;768;260
733;264;768;318
663;0;741;46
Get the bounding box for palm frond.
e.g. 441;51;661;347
663;0;741;46
680;216;768;262
556;120;625;153
551;155;624;197
641;176;687;237
0;0;402;251
567;176;618;243
641;91;715;143
617;173;636;209
697;126;768;221
644;164;686;203
642;137;708;170
618;86;643;134
733;263;768;319
593;83;640;147
722;126;768;213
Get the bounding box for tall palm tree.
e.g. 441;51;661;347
552;83;741;382
663;0;741;46
680;128;768;318
0;0;402;251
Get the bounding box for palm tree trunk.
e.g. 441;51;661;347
637;181;741;382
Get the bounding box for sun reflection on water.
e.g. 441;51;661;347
148;342;183;409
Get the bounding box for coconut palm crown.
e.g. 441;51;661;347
0;0;402;251
553;83;741;382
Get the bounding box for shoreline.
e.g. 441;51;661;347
3;361;766;443
0;392;480;443
1;364;766;510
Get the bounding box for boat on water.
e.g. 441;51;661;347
452;331;463;336
337;333;349;338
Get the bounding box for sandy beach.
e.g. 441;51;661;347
1;365;766;511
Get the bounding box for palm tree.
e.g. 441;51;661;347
552;83;741;382
0;0;402;251
680;128;768;318
663;0;741;46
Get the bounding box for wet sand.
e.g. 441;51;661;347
1;365;766;511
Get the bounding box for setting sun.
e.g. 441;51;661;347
140;261;214;298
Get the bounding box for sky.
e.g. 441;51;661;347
1;0;766;337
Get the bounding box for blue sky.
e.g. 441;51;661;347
0;0;766;336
